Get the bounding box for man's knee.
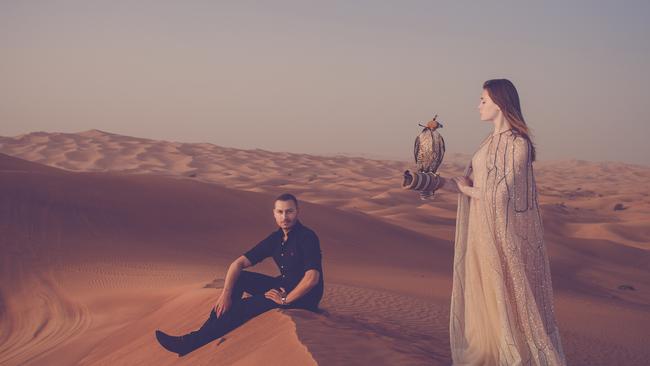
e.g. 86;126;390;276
233;270;256;291
236;270;266;285
235;271;277;296
237;270;254;281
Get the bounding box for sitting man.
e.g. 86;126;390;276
155;193;324;356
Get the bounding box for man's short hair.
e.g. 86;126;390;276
275;193;299;208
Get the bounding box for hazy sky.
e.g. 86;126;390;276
2;1;649;164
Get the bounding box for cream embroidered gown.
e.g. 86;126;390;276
450;130;566;365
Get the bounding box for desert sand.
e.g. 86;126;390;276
0;130;649;365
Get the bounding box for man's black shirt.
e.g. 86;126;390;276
243;221;324;307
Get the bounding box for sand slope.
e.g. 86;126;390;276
2;129;647;252
1;130;650;365
0;152;452;365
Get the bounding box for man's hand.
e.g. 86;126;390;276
264;288;287;305
214;291;232;318
214;256;253;318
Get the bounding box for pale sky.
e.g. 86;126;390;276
2;1;649;164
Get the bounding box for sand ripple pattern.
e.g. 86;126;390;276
290;283;451;365
0;272;90;366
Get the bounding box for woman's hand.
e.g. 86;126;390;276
453;176;472;188
452;176;473;196
214;291;232;318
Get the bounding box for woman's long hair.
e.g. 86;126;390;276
483;79;536;161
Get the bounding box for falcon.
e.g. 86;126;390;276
402;115;446;199
414;115;445;174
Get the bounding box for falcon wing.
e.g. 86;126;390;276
429;131;446;173
414;134;421;165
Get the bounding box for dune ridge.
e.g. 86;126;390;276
1;130;649;365
2;130;648;254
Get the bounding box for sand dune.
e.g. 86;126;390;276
0;152;453;364
2;130;648;252
1;130;649;365
72;288;317;366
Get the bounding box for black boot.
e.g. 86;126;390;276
155;330;194;356
156;309;227;356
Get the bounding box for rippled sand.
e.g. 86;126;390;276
1;130;648;365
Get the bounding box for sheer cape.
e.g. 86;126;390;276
450;130;566;365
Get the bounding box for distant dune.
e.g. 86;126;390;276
1;131;649;365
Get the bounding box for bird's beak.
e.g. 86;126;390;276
438;122;444;128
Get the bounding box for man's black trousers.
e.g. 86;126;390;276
183;270;316;353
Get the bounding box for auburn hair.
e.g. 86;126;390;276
483;79;536;161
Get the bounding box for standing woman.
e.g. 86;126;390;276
439;79;566;365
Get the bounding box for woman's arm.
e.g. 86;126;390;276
453;176;482;200
438;176;460;193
